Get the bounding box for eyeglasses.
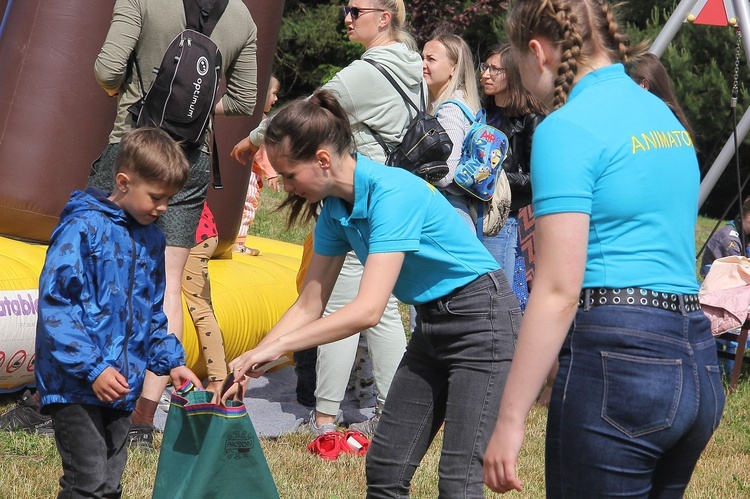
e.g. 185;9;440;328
480;63;506;78
343;6;386;20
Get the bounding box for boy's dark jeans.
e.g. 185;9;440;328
48;403;131;499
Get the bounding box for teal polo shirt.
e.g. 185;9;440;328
315;154;499;304
531;64;700;294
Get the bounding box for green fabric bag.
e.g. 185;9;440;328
152;374;279;499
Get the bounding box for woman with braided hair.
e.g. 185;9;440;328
483;0;724;496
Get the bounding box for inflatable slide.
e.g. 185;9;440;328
0;1;295;392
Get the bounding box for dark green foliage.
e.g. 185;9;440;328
408;0;507;49
274;1;363;101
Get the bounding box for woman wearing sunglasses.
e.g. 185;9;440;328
232;0;420;450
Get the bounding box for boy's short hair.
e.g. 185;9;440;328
114;128;190;189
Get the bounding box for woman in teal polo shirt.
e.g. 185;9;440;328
482;0;724;496
229;89;520;498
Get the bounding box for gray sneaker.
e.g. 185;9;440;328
303;409;339;436
349;415;379;437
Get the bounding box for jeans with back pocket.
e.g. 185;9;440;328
545;304;725;498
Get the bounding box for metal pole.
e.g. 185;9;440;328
649;0;698;56
699;105;750;207
698;0;750;208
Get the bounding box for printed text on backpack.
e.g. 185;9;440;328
444;100;509;201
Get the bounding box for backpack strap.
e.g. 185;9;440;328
476;201;485;238
183;0;229;37
439;99;476;123
129;51;146;100
362;58;424;158
364;59;421;114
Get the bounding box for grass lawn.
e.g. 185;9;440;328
1;190;748;497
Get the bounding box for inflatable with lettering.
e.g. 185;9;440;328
0;0;298;392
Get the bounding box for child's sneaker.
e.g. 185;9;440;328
341;430;370;456
307;432;344;461
302;409;340;437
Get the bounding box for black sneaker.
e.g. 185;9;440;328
0;390;54;435
127;424;154;451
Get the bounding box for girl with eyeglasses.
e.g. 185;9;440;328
482;0;724;495
230;89;520;498
479;43;546;311
231;0;419;452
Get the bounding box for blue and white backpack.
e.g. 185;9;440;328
442;100;509;201
439;100;511;237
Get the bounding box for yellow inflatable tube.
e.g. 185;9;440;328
0;235;300;391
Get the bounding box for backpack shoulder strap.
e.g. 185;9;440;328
183;0;229;37
363;58;420;114
438;99;476;123
128;51;146;99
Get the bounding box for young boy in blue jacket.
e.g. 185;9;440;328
35;127;202;497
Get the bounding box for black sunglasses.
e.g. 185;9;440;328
343;6;386;20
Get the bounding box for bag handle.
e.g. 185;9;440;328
220;372;244;402
362;58;425;159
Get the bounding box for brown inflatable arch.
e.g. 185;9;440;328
0;0;284;255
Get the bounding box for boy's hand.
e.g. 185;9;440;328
170;365;202;391
92;367;130;402
230;136;259;165
267;176;281;192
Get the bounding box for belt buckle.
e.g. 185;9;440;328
582;288;593;311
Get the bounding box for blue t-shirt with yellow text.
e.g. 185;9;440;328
531;64;699;294
315;155;500;304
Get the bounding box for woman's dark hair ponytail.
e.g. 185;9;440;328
265;89;356;228
265;89;354;164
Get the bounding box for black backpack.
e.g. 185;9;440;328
129;0;228;186
363;59;453;183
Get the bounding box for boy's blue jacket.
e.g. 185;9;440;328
35;188;186;413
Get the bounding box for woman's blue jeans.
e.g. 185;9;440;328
366;270;521;498
481;214;518;284
546;303;725;497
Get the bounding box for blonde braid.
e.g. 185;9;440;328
552;1;583;109
599;1;646;63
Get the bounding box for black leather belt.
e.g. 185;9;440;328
579;287;701;313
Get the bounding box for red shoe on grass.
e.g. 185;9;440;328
341;430;370;456
307;432;344;461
